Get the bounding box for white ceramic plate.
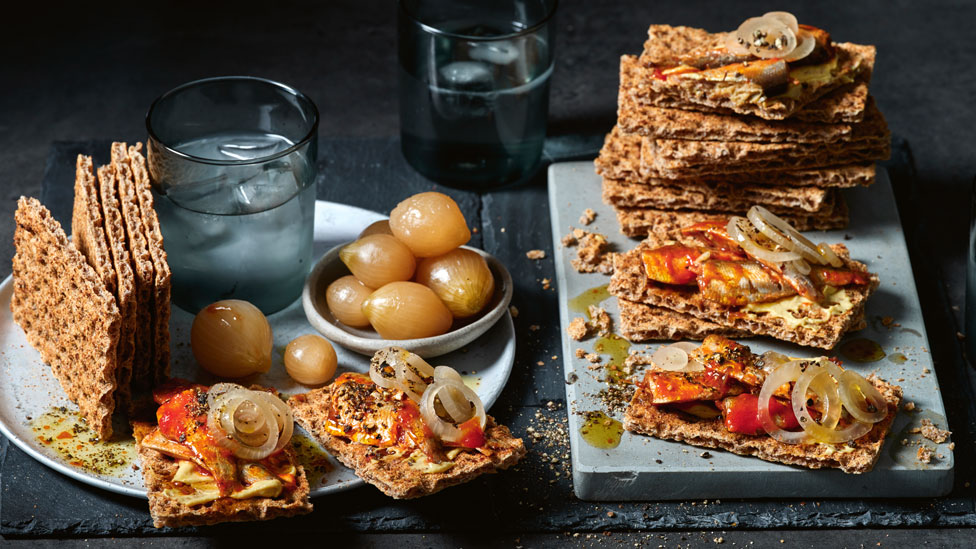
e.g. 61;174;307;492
0;200;516;499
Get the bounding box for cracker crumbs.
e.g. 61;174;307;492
526;249;546;260
585;353;601;364
917;446;934;464
570;231;614;275
903;401;915;412
575;348;586;359
541;278;552;290
587;305;612;337
561;227;586;247
509;305;519;319
568;317;588;341
579;208;596;226
919;419;951;444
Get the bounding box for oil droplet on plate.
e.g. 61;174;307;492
839;338;885;362
580;411;623;449
887;352;908;364
569;284;610;317
290;432;335;486
595;334;631;383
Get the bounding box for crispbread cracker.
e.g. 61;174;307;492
73;157;132;409
617;298;751;341
623;373;901;473
98;165;137;411
602;177;833;213
289;388;526;499
595;126;876;188
113;143;155;392
635;25;876;121
618;55;855;143
71;156;115;295
618;297;867;343
132;422;313;528
127;144;171;386
640;104;890;178
608;242;877;349
613;199;849;239
11;197;120;440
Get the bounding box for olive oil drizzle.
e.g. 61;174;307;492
29;407;136;476
290;432;335;486
569;284;610;317
580;411;623;449
838;337;886;363
595;335;632;383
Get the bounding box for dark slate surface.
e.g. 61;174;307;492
2;137;975;538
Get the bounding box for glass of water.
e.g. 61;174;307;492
146;76;319;315
398;0;557;189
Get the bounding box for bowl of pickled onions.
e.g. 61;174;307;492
302;192;513;358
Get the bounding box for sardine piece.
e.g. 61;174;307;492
698;260;795;306
679;220;743;252
692;335;766;388
643;370;744;404
641;245;702;286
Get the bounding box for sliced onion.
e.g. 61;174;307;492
205;384;293;460
758;361;810;444
651;345;689;371
736;16;796;59
724;32;751;55
783;28;816;62
839;370;888;424
369;349;403;390
251;391;294;454
790;258;811;276
763;11;799;34
727;216;802;263
817;243;844;268
758;351;793;372
420;379;486;444
433;365;464;383
747;206;824;264
791;362;848;443
209;391;278;460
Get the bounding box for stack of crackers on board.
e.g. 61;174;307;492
587;14;889;350
595;20;890;240
12;143;171;441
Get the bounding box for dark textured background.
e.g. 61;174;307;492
2;0;976;546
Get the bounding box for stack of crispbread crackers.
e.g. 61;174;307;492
11;143;171;440
594;24;891;239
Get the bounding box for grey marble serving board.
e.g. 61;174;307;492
548;162;954;501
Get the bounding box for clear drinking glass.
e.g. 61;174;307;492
146;76;319;315
967;176;976;363
398;0;557;190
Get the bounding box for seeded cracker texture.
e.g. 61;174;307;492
128;144;172;386
132;422;312;528
617;54;857;143
595;126;876;188
638;105;890;179
613;202;849;239
617;298;752;341
609;239;877;349
633;26;876;121
11;197;120;440
623;373;901;473
602;177;834;214
113;142;156;392
72;156;132;409
98;164;137;411
288;388;526;499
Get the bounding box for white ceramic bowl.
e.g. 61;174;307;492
302;244;514;358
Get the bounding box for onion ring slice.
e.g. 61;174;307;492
747;206;823;264
758;361;810;444
763;11;799;34
420;380;487;443
727;216;802;263
783;28;816;61
817;243;844;268
839;370;888;424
